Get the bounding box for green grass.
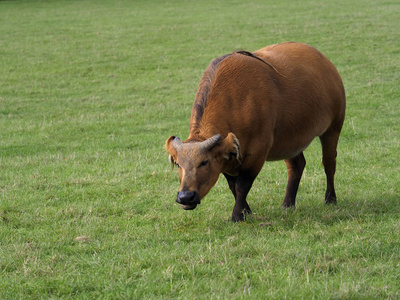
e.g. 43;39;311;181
1;0;399;298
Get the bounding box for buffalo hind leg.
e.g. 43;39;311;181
319;128;341;204
224;172;254;222
283;152;306;208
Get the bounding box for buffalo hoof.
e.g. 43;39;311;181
231;209;252;222
231;212;245;222
282;202;295;208
325;197;337;205
325;190;337;204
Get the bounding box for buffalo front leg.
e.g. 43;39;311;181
226;171;255;222
223;173;237;199
282;152;306;208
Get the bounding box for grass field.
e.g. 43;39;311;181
1;0;399;298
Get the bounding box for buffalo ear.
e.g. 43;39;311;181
165;136;177;170
220;132;241;162
165;136;176;153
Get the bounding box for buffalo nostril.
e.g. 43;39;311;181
177;191;196;204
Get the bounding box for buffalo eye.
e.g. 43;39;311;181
199;160;208;168
169;155;180;168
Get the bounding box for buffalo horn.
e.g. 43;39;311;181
200;134;221;151
172;137;183;151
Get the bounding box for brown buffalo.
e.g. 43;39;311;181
165;42;346;222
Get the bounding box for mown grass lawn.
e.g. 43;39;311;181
1;0;399;298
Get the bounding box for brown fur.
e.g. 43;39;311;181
166;42;346;221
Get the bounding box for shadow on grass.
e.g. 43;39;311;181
245;195;400;229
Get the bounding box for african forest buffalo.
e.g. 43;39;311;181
165;42;346;222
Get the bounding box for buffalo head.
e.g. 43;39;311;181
165;133;240;210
